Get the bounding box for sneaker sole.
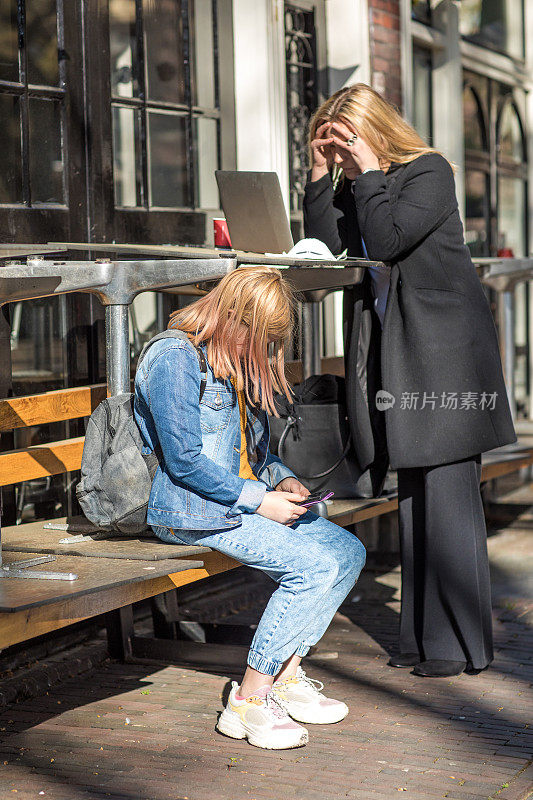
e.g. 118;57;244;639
216;707;309;749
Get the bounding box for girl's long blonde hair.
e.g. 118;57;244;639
168;266;295;416
308;82;457;182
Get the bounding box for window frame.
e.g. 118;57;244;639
0;0;86;242
96;0;236;245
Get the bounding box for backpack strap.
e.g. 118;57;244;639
137;328;207;402
195;346;207;402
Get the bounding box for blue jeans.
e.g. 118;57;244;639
152;510;366;677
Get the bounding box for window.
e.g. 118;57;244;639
463;77;490;257
0;0;65;206
285;3;319;235
459;0;525;61
495;89;527;257
464;84;488;153
411;0;432;26
109;0;220;211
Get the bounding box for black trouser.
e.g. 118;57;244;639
397;453;494;669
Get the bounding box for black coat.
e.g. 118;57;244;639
303;153;516;480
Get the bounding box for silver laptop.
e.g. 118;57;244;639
215;171;294;254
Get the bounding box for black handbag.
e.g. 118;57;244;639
268;374;376;499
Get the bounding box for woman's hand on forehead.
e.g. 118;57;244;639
329;120;357;141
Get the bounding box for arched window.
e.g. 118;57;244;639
463;85;488;153
497;100;526;164
463;82;490;258
495;95;528;415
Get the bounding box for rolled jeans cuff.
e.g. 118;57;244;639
247;648;284;677
295;642;310;657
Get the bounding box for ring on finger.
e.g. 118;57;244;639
346;135;357;145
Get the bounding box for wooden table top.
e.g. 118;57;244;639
1;518;212;561
0;550;204;613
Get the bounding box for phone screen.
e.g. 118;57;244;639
299;491;334;507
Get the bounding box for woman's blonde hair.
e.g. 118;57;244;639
308;82;457;183
168;266;295;416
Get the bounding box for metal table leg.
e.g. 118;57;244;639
302;302;321;379
105;305;131;396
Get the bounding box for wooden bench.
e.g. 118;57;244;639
0;385;245;669
1;377;532;673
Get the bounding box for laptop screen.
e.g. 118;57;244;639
215;171;294;254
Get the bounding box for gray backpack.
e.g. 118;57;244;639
76;329;207;535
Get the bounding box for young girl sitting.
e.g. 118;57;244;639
134;265;366;750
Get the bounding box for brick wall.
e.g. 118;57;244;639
368;0;402;109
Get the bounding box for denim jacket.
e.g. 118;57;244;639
133;336;297;530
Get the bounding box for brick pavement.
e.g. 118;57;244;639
0;527;531;800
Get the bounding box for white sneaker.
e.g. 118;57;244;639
216;681;309;749
272;665;349;724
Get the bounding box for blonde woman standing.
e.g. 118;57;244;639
134;266;366;749
303;83;516;678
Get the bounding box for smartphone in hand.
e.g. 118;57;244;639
298;490;334;508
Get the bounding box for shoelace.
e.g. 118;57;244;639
275;668;324;695
296;668;324;694
247;690;288;720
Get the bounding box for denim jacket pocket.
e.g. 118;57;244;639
199;386;235;432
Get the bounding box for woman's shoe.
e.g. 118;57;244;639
272;666;349;724
388;652;421;668
413;659;467;677
216;681;309;749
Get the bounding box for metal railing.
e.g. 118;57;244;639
474;257;533;419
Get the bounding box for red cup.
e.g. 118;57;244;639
213;218;232;248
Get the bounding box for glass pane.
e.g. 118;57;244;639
148;111;188;207
285;7;317;217
191;0;216;108
10;296;66;392
0;94;22;203
26;0;59;85
110;0;139;98
412;46;432;144
463;86;486;152
29;98;64;203
459;0;524;60
0;0;19;82
112;105;143;207
498;102;524;162
411;0;431;24
194;116;218;208
497;176;525;257
465;170;489;257
10;294;68;523
143;0;186;104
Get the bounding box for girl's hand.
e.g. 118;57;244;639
329;121;381;174
256;490;308;526
310;122;334;180
275;477;310;498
